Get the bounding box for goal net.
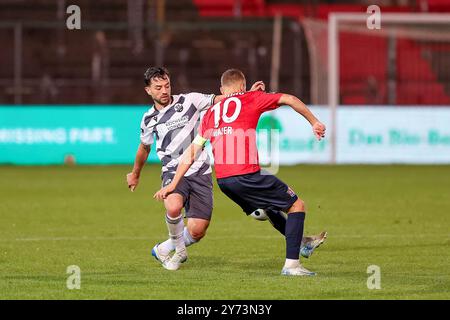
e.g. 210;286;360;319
301;13;450;162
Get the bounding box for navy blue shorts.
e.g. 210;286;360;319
217;170;298;215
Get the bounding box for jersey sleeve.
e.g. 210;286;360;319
253;91;283;113
188;92;216;112
139;115;154;146
196;109;214;143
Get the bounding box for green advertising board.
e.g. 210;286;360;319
1;105;449;165
0;106;159;165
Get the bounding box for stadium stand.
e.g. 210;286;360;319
0;0;449;105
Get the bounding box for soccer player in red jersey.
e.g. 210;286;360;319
154;69;326;276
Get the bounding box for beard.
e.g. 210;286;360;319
154;95;170;106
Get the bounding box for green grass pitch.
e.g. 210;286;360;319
0;165;449;299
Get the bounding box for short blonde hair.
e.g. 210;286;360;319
221;69;246;87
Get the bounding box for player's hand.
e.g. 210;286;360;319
312;122;326;141
249;81;265;92
126;172;139;192
153;184;175;201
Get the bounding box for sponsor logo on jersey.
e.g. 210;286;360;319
165;116;189;131
174;103;184;112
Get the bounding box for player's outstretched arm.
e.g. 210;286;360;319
278;94;326;141
126;143;150;192
153;141;204;200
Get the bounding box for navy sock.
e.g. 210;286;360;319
265;209;287;236
285;212;306;260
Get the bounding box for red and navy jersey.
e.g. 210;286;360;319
198;90;283;179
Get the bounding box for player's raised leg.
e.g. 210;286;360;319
300;231;328;258
281;198;316;276
264;209;327;258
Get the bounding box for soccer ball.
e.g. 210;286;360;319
249;208;269;221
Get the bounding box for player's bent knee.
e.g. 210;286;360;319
187;220;209;241
190;229;206;241
188;225;207;241
287;198;305;213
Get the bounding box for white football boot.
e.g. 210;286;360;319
281;264;316;276
151;243;170;265
163;249;188;271
300;231;328;259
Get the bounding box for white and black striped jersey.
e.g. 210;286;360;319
140;92;215;177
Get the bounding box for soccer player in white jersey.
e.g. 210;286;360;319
127;67;325;271
127;67;265;270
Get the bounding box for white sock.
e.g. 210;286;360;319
158;227;198;255
165;214;185;253
183;227;198;246
284;258;300;269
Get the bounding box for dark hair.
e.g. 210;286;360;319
144;67;170;86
